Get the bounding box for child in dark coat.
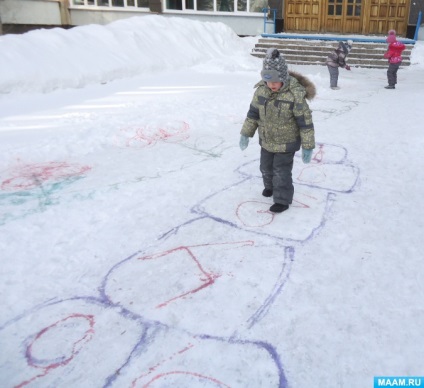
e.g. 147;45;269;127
326;40;353;90
383;30;406;89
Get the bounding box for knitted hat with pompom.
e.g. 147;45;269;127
261;48;289;84
386;30;397;43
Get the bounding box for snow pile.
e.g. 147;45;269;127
409;40;424;68
0;15;259;94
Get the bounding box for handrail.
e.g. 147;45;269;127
261;33;416;45
414;11;422;41
262;7;277;34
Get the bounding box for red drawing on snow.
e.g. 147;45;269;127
296;165;327;184
116;121;190;148
296;145;328;184
131;342;195;387
143;371;231;387
236;198;314;227
236;201;275;227
131;342;231;388
312;144;324;163
132;241;254;309
139;247;220;308
1;162;91;191
16;313;95;388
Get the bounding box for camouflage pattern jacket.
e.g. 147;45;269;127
240;71;316;153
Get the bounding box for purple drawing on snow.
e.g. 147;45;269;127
100;237;294;333
0;294;288;387
180;142;359;244
0;142;360;388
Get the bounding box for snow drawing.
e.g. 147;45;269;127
0;140;358;387
0;162;91;225
114;120;190;148
0;281;287;387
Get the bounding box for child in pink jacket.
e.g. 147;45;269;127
383;30;406;89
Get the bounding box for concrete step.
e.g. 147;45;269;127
252;37;415;69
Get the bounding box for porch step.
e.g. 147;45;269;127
251;38;414;69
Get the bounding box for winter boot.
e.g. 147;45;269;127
384;85;395;89
269;203;289;213
262;188;273;197
331;86;340;90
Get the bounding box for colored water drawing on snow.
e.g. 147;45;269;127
0;161;91;225
102;234;294;335
138;245;223;309
192;178;335;243
0;143;358;387
0;295;287;387
237;143;360;193
114;120;190;148
293;143;360;193
179;135;234;158
235;191;317;228
311;98;361;121
186;142;358;243
16;313;95;388
1;162;91;191
130;335;286;388
138;371;231;387
0;298;144;388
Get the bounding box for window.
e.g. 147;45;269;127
185;0;194;10
197;0;213;11
250;0;267;13
218;0;233;12
72;0;263;13
237;0;246;11
347;0;361;16
328;0;343;16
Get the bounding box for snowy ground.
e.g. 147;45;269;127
1;16;424;388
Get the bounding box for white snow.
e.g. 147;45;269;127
1;15;424;388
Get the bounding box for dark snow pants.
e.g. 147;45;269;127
260;147;295;206
387;62;401;86
327;65;339;87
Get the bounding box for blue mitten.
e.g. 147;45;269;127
239;135;249;151
302;148;313;163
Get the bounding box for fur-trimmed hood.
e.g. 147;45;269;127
288;71;316;100
255;70;316;101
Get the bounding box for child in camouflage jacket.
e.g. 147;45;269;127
239;48;316;213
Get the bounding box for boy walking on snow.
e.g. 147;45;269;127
239;48;316;213
326;40;353;90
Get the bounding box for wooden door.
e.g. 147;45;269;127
363;0;410;36
284;0;410;36
324;0;363;33
284;0;322;32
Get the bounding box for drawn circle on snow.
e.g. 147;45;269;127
142;371;230;387
236;201;275;227
1;162;91;191
25;313;95;369
296;165;326;184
